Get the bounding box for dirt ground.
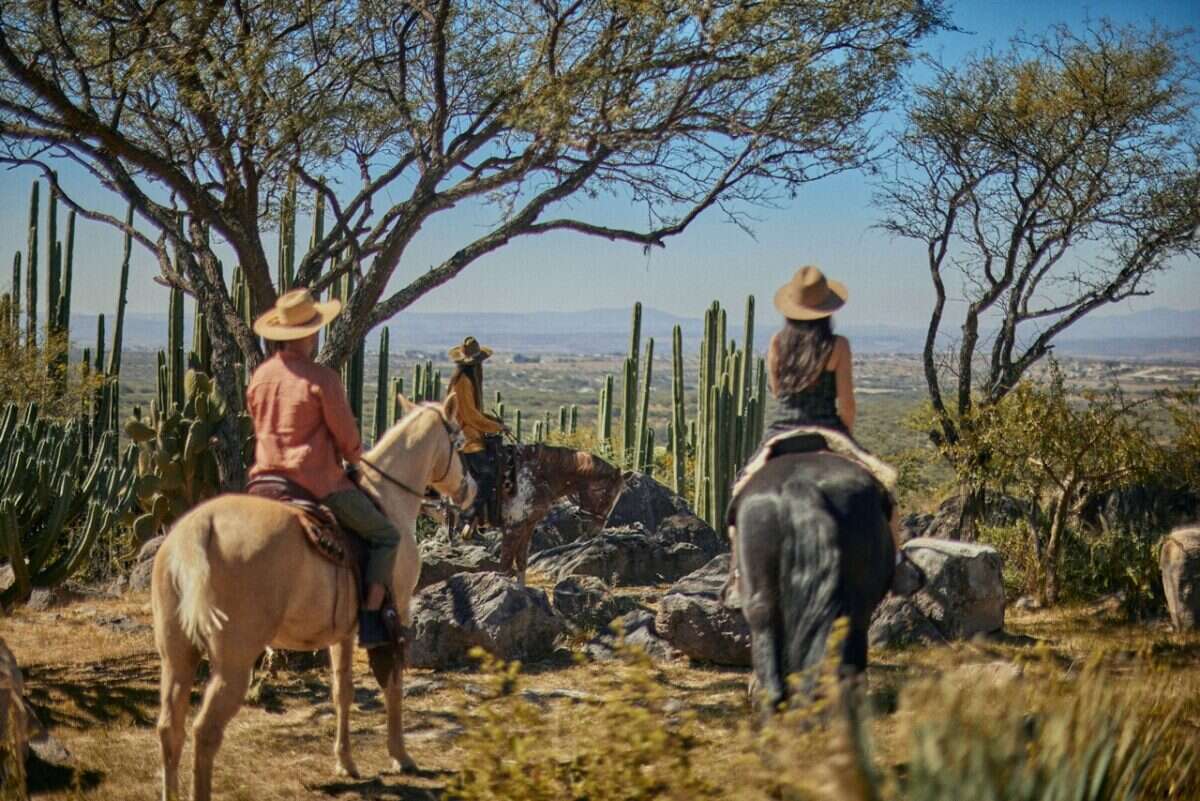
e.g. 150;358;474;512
4;587;1200;800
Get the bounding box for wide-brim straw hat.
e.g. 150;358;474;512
448;336;493;365
253;288;342;341
773;265;848;320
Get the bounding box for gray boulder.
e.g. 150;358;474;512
417;544;503;590
552;576;630;630
584;609;678;662
654;513;727;554
408;572;566;668
530;502;596;554
655;555;750;666
529;525;710;586
870;537;1006;647
127;535;165;593
1161;525;1200;631
606;472;691;531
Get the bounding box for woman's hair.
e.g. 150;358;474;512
770;317;835;394
451;362;484;407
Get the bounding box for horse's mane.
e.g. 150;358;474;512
367;402;447;459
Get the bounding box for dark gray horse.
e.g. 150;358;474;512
734;451;895;713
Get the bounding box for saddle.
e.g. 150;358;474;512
466;436;519;528
245;475;367;588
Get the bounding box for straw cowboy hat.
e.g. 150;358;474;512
448;336;493;365
773;265;848;320
252;288;342;341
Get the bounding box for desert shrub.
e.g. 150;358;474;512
977;523;1041;598
1058;525;1166;619
449;645;721;801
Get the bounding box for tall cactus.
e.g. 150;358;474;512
670;324;686;494
167;286;185;411
277;172;297;292
633;338;654;473
25;181;38;349
597;374;613;446
373;328;390;442
569;404;578;435
620;302;642;464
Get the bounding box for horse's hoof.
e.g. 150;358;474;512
389;756;419;774
335;761;360;779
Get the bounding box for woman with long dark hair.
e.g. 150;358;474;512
764;266;855;440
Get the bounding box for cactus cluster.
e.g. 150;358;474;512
691;297;766;525
125;371;249;542
0;403;137;606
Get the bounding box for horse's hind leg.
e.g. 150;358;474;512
514;524;535;587
737;502;785;715
329;638;359;778
191;655;254;801
157;631;200;801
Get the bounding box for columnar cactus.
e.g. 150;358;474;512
277;172;297;293
597;374;613;445
0;403;136;608
670;324;686;494
633;338;654;472
25;181;38;349
373;328;390;442
620;302;642;464
690;297;765;525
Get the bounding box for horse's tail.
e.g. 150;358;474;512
163;508;228;649
779;485;842;692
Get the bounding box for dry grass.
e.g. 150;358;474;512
3;592;1199;800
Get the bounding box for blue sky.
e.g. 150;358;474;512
0;0;1197;329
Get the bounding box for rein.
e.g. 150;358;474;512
359;407;469;507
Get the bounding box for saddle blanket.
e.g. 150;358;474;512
245;476;366;577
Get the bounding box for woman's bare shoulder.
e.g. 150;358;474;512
827;335;850;369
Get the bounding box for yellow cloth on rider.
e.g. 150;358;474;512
447;372;504;453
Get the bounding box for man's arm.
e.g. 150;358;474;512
318;373;364;464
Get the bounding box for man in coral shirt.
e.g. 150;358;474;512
247;288;396;647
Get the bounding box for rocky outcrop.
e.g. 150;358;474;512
529;502;597;554
551;576;632;630
1161;525;1200;631
416;544;503;590
870;538;1005;647
128;535;165;593
529;525;711;586
0;638;30;786
606;472;692;532
655;556;750;666
584;609;679;663
408;572;566;668
908;494;1036;541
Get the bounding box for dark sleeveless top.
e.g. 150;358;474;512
765;370;846;439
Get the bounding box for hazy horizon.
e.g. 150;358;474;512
1;0;1197;330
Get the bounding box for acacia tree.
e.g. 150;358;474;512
0;0;945;486
876;22;1200;535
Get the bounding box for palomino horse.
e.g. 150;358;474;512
733;451;895;715
151;395;475;801
471;443;624;585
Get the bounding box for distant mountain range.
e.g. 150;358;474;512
68;306;1200;360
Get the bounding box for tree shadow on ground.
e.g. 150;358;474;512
22;653;159;729
26;753;103;796
309;771;453;800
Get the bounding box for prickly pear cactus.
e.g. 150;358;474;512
125;370;252;543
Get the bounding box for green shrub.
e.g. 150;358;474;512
1058;525;1166;619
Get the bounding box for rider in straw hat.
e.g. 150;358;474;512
445;336;505;526
247;288;397;648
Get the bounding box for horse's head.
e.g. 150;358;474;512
576;461;626;531
393;392;476;510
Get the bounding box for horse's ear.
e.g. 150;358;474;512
442;390;459;421
397;393;417;417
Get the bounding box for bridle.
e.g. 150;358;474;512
359;407;472;509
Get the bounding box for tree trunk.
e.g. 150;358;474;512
954;483;986;542
1041;480;1077;606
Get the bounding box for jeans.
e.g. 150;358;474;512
323;489;400;589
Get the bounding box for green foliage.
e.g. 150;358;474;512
0;403;136;608
1058;525;1166;619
